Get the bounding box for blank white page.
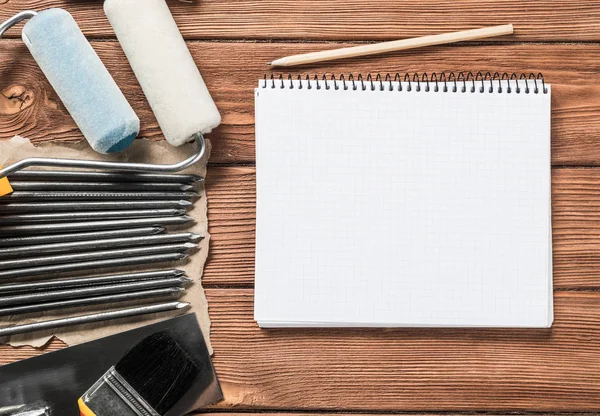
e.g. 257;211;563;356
254;78;552;328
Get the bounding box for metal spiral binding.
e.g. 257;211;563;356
262;72;548;94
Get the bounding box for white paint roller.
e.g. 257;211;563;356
104;0;221;147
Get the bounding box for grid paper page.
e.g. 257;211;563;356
254;79;552;328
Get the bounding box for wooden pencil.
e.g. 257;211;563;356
269;24;513;67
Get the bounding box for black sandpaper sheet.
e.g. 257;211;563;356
0;314;222;415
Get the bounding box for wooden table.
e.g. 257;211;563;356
2;0;600;413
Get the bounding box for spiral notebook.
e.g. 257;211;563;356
254;72;553;328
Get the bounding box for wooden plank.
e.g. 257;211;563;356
206;289;600;411
1;1;600;41
199;414;593;416
2;291;600;412
204;166;600;289
205;166;256;284
553;168;600;286
0;151;600;290
0;338;64;365
2;41;600;165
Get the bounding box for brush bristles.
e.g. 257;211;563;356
115;331;201;414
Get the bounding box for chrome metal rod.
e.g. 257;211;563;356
0;301;191;337
9;181;195;192
0;287;185;316
0;11;37;38
0;243;197;270
0;216;192;236
0;227;164;247
0;209;187;224
0;134;205;179
2;191;198;201
0;252;188;280
0;270;186;295
8;170;204;183
0;233;202;259
0;277;191;307
0;200;192;213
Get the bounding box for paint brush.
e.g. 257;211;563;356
0;252;189;280
0;243;197;270
0;227;165;247
0;209;187;224
8;170;204;183
0;216;193;236
0;287;185;316
0;302;190;337
0;270;185;295
0;277;191;307
79;331;200;415
0;233;203;259
0;200;192;213
2;191;198;201
9;181;195;192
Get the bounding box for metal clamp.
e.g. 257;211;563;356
0;134;206;179
0;11;37;38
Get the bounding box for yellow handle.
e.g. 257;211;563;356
0;164;12;197
78;398;97;416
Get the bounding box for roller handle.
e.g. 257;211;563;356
0;134;206;179
0;10;37;37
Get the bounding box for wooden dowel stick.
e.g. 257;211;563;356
269;24;513;67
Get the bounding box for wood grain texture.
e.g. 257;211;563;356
1;0;600;41
205;166;256;285
2;166;598;408
553;168;600;286
203;166;600;288
2;41;600;165
207;289;600;411
202;414;599;416
0;338;64;365
2;291;600;412
1;7;598;411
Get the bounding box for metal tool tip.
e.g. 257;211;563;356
177;253;190;260
180;184;196;191
173;269;186;276
176;279;192;287
172;287;186;294
188;233;204;242
176;302;191;310
174;209;187;216
183;242;199;250
178;200;193;208
191;175;205;183
152;226;167;234
181;215;195;223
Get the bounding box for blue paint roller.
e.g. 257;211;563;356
0;5;215;178
1;9;139;154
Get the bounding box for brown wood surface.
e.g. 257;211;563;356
3;41;600;165
206;414;599;416
206;289;600;411
4;290;600;412
203;166;600;289
1;0;600;41
2;0;600;413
